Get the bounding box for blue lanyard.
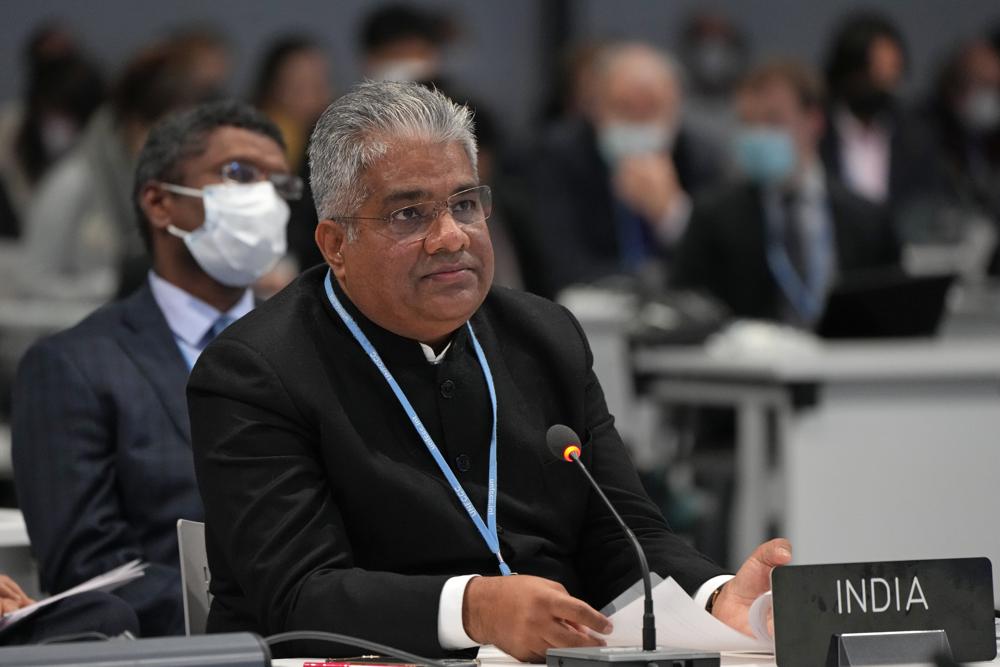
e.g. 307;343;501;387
764;192;833;322
324;271;511;576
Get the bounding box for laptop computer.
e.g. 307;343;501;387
816;271;956;339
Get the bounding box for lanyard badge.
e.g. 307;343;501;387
324;271;511;576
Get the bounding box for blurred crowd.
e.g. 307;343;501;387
0;5;999;634
1;5;999;319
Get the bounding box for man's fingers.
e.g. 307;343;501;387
0;585;16;602
0;577;26;603
543;620;606;652
755;538;792;568
551;595;613;635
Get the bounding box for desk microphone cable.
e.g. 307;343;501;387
265;630;459;667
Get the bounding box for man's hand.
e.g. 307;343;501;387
462;575;613;662
612;154;686;227
0;575;34;615
711;538;792;637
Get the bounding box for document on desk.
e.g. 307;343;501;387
0;559;147;630
600;577;774;654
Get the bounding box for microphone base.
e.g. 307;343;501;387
546;646;720;667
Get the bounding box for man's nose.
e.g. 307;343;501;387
423;207;469;254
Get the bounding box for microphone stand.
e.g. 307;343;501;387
568;450;656;652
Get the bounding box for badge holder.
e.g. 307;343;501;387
832;629;953;666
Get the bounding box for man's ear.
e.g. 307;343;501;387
315;219;348;278
140;182;173;234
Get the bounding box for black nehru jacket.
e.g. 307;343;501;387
188;265;725;657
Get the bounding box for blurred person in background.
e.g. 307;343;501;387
253;35;334;294
17;31;231;302
12;100;294;636
253;35;333;173
537;41;607;127
360;3;453;86
0;576;137;645
0;23;104;239
927;37;1000;274
525;42;725;298
673;59;900;324
820;11;944;212
678;10;750;161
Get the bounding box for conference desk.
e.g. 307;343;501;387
271;650;782;667
273;644;1000;666
633;336;1000;602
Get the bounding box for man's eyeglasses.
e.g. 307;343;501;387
333;185;493;243
222;160;303;201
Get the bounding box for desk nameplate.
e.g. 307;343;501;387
772;558;995;666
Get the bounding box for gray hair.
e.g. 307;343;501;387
308;81;478;237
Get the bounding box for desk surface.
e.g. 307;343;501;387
273;649;1000;667
634;336;1000;384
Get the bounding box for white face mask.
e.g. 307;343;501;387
162;181;290;287
596;122;675;167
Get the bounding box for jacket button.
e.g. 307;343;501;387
455;454;471;472
440;379;455;398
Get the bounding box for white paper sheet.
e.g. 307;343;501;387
600;576;773;653
0;559;147;630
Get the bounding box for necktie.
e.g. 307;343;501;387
201;314;235;349
781;191;808;281
615;200;653;272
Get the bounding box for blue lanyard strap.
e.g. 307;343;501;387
324;271;511;576
764;191;833;322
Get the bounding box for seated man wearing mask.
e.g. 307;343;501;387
13;100;295;635
188;81;789;661
673;59;900;324
526;42;725;298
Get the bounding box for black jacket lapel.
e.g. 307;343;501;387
116;283;192;442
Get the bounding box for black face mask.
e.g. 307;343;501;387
843;81;896;122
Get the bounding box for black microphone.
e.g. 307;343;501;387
545;428;719;667
546;424;656;652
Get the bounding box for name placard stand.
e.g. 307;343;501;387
834;629;953;666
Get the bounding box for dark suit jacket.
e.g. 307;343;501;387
672;179;901;321
12;283;203;636
188;266;725;658
523;120;724;298
819;108;945;212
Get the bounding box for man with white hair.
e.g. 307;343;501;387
525;42;725;298
188;81;786;662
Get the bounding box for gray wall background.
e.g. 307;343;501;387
2;0;1000;141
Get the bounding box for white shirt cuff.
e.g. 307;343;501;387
693;574;734;611
438;574;481;650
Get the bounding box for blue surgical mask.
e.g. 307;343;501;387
734;128;796;185
596;122;674;167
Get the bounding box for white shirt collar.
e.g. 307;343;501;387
419;341;452;365
147;271;254;347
